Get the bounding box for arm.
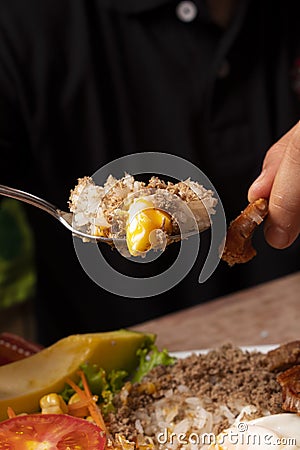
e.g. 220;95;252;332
248;121;300;249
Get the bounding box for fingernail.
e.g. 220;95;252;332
264;225;290;249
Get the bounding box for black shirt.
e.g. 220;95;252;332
0;0;299;345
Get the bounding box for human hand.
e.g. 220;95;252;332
248;121;300;249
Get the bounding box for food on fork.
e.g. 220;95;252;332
221;198;269;266
69;174;271;265
68;174;217;256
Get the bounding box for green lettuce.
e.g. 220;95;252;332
60;343;176;414
131;345;176;383
60;363;128;414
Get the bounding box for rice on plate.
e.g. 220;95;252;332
1;335;299;449
105;343;287;449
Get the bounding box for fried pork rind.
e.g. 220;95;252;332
221;198;268;266
267;341;300;372
68;174;217;247
276;365;300;414
266;341;300;415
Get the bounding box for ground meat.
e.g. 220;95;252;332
106;343;283;441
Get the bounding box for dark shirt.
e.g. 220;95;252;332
0;0;299;345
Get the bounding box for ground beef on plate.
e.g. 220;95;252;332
106;343;283;443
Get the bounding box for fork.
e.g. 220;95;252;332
0;184;197;244
0;184;113;242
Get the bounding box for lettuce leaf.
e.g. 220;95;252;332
60;363;128;414
131;345;176;383
60;343;175;413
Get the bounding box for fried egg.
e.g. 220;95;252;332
210;413;300;449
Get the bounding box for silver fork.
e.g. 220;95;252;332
0;184;198;244
0;184;113;242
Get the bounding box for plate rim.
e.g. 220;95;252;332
170;344;279;359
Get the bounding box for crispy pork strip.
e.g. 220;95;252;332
276;365;300;413
0;332;43;365
221;198;268;266
267;341;300;372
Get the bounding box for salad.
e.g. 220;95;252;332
0;330;175;449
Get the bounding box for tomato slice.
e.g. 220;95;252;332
0;414;106;449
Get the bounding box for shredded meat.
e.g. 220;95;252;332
221;198;269;266
277;365;300;413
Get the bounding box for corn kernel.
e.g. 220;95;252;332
40;393;68;414
68;393;81;405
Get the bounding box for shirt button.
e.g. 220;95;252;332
176;1;198;22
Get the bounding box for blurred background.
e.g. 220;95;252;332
0;199;36;339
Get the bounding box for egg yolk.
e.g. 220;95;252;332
93;226;109;237
126;199;172;256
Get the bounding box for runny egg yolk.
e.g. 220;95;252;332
126;198;172;256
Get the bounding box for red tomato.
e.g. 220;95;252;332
0;414;106;449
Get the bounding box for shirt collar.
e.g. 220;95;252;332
98;0;175;14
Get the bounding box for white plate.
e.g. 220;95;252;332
170;344;279;359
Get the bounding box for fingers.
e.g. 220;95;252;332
265;124;300;248
248;125;296;202
248;122;300;249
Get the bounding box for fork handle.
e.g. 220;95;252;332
0;184;59;219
